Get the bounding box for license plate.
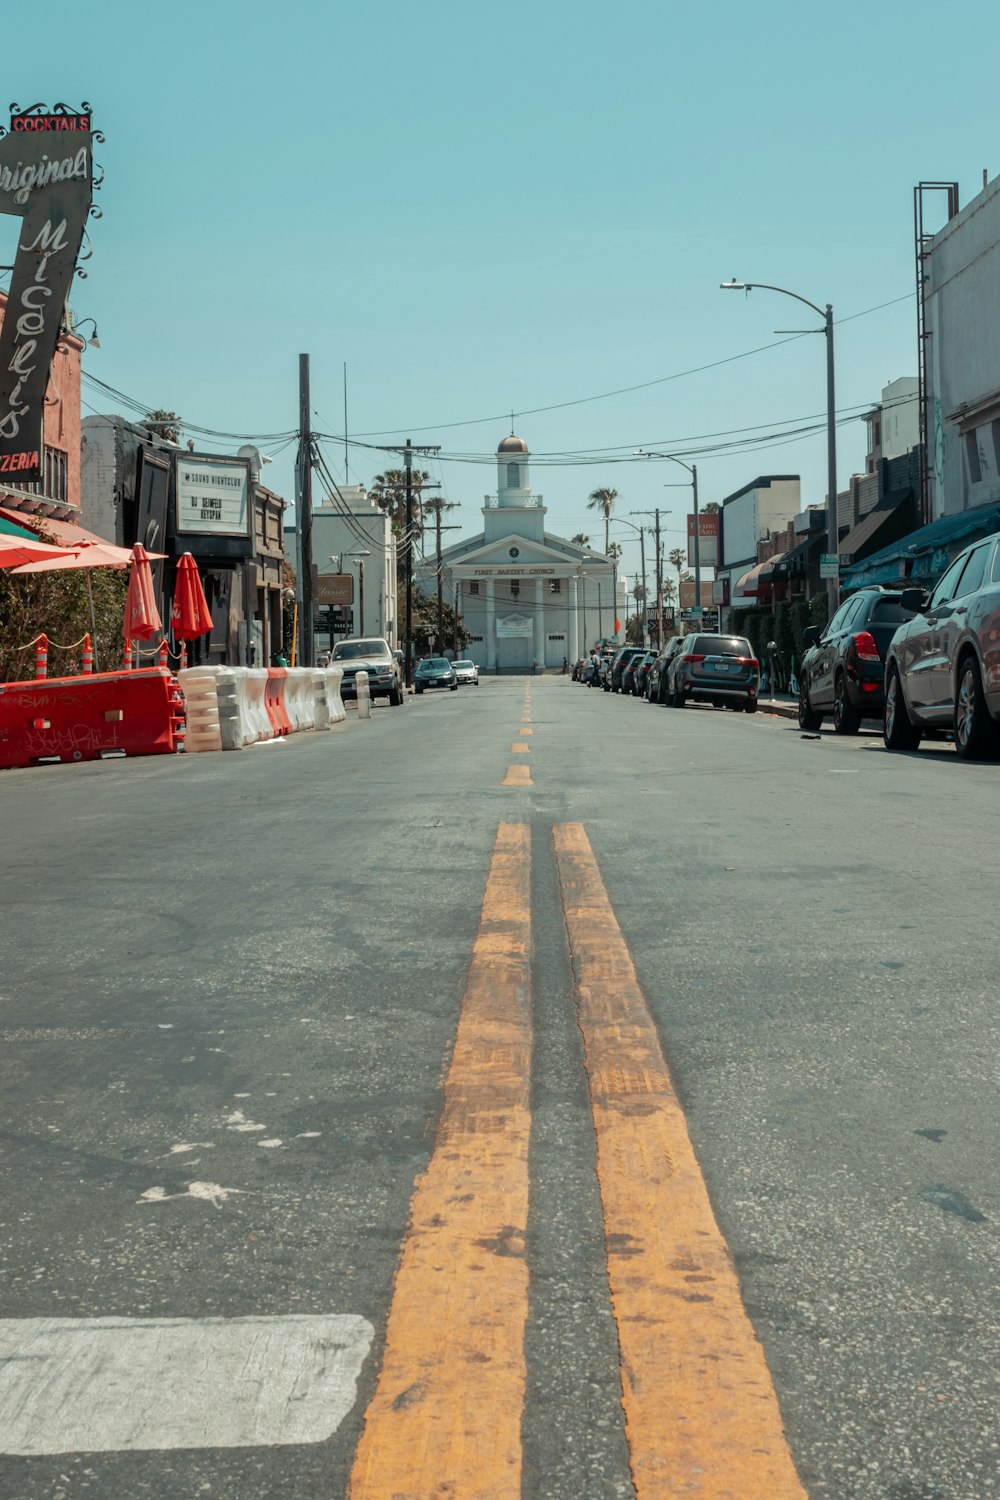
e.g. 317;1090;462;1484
713;662;731;672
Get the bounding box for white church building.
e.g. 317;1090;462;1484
417;434;622;671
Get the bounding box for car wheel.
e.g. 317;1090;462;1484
415;686;424;694
798;680;823;731
450;682;458;691
832;672;862;735
954;656;993;759
883;666;920;751
389;686;402;706
744;700;757;714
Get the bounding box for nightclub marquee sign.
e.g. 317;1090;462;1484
0;103;99;482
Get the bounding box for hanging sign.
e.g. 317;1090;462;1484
0;105;96;481
176;456;251;537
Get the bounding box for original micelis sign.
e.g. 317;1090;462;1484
0;104;96;482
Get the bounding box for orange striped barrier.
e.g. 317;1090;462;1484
35;634;48;680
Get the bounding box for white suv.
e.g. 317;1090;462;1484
329;638;405;706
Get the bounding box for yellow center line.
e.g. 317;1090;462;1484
510;743;529;754
349;824;533;1499
518;728;533;736
553;824;807;1500
501;764;533;786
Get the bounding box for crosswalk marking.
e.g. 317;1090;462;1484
349;823;533;1499
553;823;807;1499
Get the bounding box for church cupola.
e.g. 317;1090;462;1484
497;432;530;503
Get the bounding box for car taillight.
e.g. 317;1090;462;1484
682;653;705;664
734;656;758;670
851;630;880;663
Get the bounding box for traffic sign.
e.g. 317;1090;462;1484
820;553;840;579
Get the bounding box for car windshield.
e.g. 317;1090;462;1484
869;598;915;625
455;661;474;669
332;640;390;661
422;658;450;669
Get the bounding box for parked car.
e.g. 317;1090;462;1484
630;650;658;697
453;659;479;686
883;533;1000;758
608;646;647;693
664;633;759;711
414;656;458;693
646;637;685;703
330;637;405;706
798;587;920;734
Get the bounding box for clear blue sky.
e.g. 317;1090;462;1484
6;0;998;583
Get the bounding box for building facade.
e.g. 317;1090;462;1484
419;434;619;671
286;485;398;653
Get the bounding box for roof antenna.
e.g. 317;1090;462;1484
510;409;515;434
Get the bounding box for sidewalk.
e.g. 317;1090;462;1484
759;692;798;720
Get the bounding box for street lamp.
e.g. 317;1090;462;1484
636;449;700;626
576;556;594;654
721;278;838;609
347;549;371;635
64;315;100;348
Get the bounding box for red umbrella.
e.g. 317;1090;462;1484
0;535;77;569
170;552;213;641
123;543;162;641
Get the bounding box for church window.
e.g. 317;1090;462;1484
506;461;520;487
468;581;479;595
510;580;520;597
548;579;562;594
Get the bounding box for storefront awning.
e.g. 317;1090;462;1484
840;500;1000;590
838;492;916;567
733;552;786;599
0;506;116;548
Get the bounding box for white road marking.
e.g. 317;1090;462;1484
138;1182;246;1208
225;1110;266;1132
0;1314;374;1454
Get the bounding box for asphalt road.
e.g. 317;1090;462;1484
1;677;997;1500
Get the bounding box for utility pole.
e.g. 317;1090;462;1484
298;353;315;667
400;439;441;687
435;506;444;645
638;527;647;645
690;464;701;620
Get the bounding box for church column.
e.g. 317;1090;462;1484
568;576;578;662
485;580;496;671
533;579;544;670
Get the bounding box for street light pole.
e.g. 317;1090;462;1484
635;453;698;627
611;516;650;645
721;280;838;612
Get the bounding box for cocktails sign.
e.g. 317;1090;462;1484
0;104;97;482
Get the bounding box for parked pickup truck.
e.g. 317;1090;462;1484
329;637;405;706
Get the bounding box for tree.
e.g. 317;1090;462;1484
370;467;431;541
668;546;686;605
410;587;469;656
144;410;182;444
586;487;618;555
662;577;677;605
703;501;721;513
571;533;592;547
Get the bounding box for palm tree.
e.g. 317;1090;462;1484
586;487;618;555
571;533;592;547
370;467;431;542
668;547;686;606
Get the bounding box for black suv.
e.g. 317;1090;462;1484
607;646;648;693
798;588;919;734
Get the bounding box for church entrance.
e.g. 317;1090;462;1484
496;635;531;672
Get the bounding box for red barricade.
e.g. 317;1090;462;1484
0;668;184;770
263;668;292;736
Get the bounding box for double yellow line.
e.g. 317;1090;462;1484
350;817;806;1499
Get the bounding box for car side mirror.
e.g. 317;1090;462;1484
803;626;820;647
900;588;926;613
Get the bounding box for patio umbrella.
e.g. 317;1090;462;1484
170;553;213;641
123;543;162;643
13;539;168;669
0;534;77;569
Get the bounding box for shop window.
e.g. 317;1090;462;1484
965;430;983;485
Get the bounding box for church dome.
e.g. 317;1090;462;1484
498;433;528;454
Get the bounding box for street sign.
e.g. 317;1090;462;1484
690;606;703;619
820;553;840;579
316;573;354;605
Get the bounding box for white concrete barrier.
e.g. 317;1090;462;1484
283;668;315;732
178;667;223;753
356;670;371;719
327;666;346;722
244;669;274;744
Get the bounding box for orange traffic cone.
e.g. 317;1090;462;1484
82;634;94;675
35;634;48;680
123;638;133;671
158;640;169;669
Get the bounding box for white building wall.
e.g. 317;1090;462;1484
880;378;919;459
926;175;1000;518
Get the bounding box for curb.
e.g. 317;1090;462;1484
760;699;798;720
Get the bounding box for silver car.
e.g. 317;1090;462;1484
884;533;1000;759
453;659;479;686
